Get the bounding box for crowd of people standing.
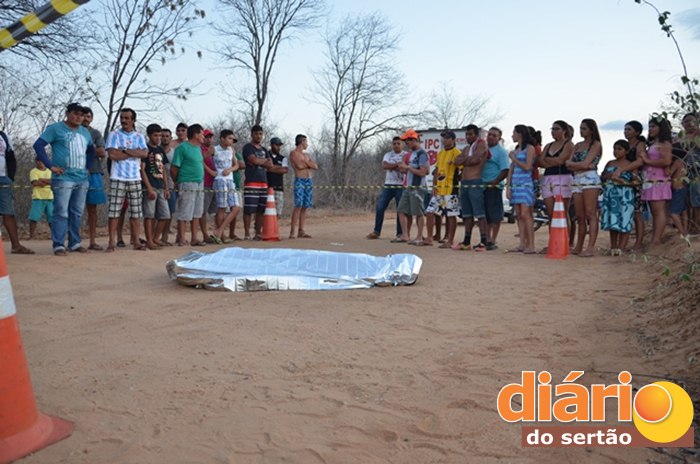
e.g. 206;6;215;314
0;103;319;255
1;103;698;257
368;112;700;256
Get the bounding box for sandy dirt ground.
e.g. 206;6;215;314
4;212;689;463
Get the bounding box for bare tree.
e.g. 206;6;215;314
418;82;502;130
0;65;90;140
0;0;93;66
312;12;409;187
214;0;325;127
87;0;204;137
0;66;34;138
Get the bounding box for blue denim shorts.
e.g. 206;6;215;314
669;187;688;215
86;173;107;205
460;179;485;218
0;176;14;216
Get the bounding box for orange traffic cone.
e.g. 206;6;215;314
546;195;569;260
262;187;280;241
0;236;73;463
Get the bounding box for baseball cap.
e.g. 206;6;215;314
270;137;284;145
66;102;86;113
399;129;420;141
203;129;214;137
440;130;456;139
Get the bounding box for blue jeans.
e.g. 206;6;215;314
373;185;403;236
52;177;88;252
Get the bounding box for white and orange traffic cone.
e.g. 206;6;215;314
0;236;73;463
262;187;280;241
546;195;569;260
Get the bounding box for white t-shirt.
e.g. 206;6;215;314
382;150;405;185
163;147;175;189
0;133;9;177
213;145;234;180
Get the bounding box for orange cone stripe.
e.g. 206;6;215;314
0;275;17;319
262;187;280;241
0;235;74;461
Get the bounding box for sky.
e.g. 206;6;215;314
92;0;700;161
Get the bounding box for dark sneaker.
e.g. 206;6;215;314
485;242;497;251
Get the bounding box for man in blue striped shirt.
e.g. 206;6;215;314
105;108;148;251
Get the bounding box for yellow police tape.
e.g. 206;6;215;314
2;177;696;193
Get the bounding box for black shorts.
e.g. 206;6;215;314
484;187;505;224
243;185;267;214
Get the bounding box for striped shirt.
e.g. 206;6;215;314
106;129;147;181
38;122;93;181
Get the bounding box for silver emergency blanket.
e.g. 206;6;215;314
166;247;422;291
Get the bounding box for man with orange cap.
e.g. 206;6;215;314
395;129;430;245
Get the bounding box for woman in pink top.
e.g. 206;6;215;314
640;115;672;246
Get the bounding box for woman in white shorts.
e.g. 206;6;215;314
565;119;603;257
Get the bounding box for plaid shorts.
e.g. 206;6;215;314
214;178;240;209
108;179;143;218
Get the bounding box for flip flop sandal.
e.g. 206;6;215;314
208;234;223;245
390;238;408;243
53;249;67;256
12;246;35;255
298;233;312;238
88;244;104;251
70;246;89;253
438;243;452;249
105;245;116;253
191;241;207;246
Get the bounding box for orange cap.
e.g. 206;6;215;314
399;129;420;141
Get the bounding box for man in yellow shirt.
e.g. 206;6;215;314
425;130;461;247
28;160;53;239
